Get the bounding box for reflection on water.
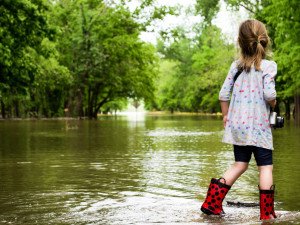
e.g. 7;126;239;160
0;115;299;224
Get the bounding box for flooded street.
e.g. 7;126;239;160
0;114;300;224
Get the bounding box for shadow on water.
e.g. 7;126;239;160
0;114;299;224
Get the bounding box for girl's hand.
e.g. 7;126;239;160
223;115;228;128
267;99;277;108
220;101;229;128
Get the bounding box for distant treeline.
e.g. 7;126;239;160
0;0;299;121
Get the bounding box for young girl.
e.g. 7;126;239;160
201;19;278;220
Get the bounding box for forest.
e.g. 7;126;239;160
0;0;299;121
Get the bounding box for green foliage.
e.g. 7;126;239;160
49;0;160;118
100;98;128;114
0;0;168;119
0;0;53;87
195;0;220;25
190;27;236;112
31;38;71;117
193;0;299;119
152;59;180;112
263;0;300;97
155;26;236;113
1;0;298;119
0;0;58;118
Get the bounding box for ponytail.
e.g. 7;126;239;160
237;20;270;72
254;40;266;71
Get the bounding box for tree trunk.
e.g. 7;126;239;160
284;99;290;120
92;110;98;119
93;101;107;119
294;94;300;124
274;99;280;116
7;102;12;118
92;91;112;119
13;100;19;118
87;86;94;119
23;100;28;117
93;102;103;119
1;99;5;119
66;86;75;117
75;88;84;119
30;92;37;117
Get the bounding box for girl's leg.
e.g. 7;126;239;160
258;165;278;220
254;147;274;189
258;165;273;189
221;162;249;186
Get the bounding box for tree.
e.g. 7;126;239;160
50;0;161;119
263;0;300;122
29;38;71;117
0;0;55;118
100;98;128;114
195;0;220;25
190;27;236;112
0;0;177;119
153;59;181;112
155;25;236;113
194;0;300;121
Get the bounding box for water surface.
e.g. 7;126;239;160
0;114;299;224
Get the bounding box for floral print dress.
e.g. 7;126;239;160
219;59;277;150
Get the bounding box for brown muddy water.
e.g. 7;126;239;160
0;114;299;224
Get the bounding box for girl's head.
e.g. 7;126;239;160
238;19;270;72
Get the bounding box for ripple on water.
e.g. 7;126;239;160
147;129;214;137
48;192;300;225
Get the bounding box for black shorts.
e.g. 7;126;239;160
234;145;273;166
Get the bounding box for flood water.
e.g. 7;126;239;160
0;114;300;225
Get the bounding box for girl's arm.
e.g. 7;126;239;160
263;61;277;102
263;61;277;109
220;101;229;128
219;62;236;128
219;62;237;102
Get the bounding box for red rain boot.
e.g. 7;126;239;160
201;178;231;215
259;185;278;220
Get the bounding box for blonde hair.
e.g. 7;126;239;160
237;19;270;72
